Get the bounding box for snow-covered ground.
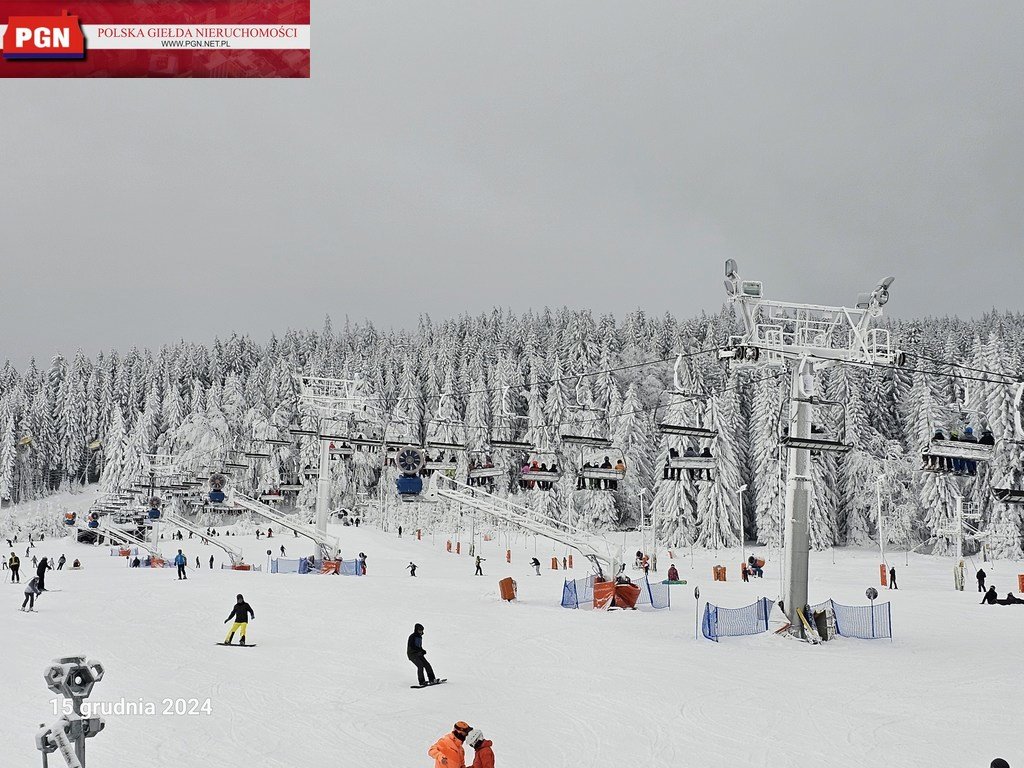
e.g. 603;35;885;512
4;495;1021;767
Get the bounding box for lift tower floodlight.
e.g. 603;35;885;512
295;373;376;555
722;260;902;637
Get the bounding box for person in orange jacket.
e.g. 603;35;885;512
466;729;494;768
429;721;471;767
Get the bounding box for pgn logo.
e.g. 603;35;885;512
2;10;86;60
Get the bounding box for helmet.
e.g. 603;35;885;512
466;728;484;746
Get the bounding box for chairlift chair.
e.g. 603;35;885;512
919;402;995;474
779;398;853;454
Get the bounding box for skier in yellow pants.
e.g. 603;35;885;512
223;594;255;645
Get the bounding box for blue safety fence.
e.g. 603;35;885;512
561;575;595;608
635;577;671;609
270;557;363;575
702;598;774;642
339;559;363;576
808;599;892;640
271;557;303;574
561;576;669;609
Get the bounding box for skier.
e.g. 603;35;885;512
174;549;188;580
428;721;471;767
223;594;255;645
57;554;66;571
977;567;987;592
981;586;998;605
36;556;50;591
467;729;494;768
475;555;485;576
407;623;436;686
195;556;200;569
741;562;750;583
359;552;367;575
209;555;214;569
9;552;20;583
408;562;417;577
888;566;898;590
21;576;42;612
398;525;403;537
531;557;541;576
280;545;286;556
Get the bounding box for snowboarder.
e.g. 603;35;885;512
467;728;494;768
475;555;485;576
174;549;187;580
888;566;898;589
22;576;42;611
428;721;471;768
9;553;20;583
981;586;998;605
408;562;417;577
531;557;541;576
36;557;50;591
223;594;255;645
57;554;66;571
978;568;987;592
407;623;436;686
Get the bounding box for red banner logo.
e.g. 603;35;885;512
2;10;85;59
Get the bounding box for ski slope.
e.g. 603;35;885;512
3;495;1021;767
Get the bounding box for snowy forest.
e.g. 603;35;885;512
0;307;1022;558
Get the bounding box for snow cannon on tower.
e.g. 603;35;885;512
208;473;227;504
395;446;425;498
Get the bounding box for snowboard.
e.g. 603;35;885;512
410;679;447;689
216;642;257;647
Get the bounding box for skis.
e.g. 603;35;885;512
795;608;822;644
410;679;447;689
216;642;257;647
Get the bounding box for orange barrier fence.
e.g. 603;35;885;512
499;577;517;602
713;565;727;582
879;564;888;587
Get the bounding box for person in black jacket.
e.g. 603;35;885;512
977;568;987;592
981;586;998;605
407;623;436;686
36;556;51;591
9;552;20;583
888;566;898;590
223;594;255;645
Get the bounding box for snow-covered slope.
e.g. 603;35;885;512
4;518;1020;767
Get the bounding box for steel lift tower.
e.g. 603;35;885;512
721;259;902;636
295;373;375;557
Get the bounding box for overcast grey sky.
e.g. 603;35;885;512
1;1;1022;366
